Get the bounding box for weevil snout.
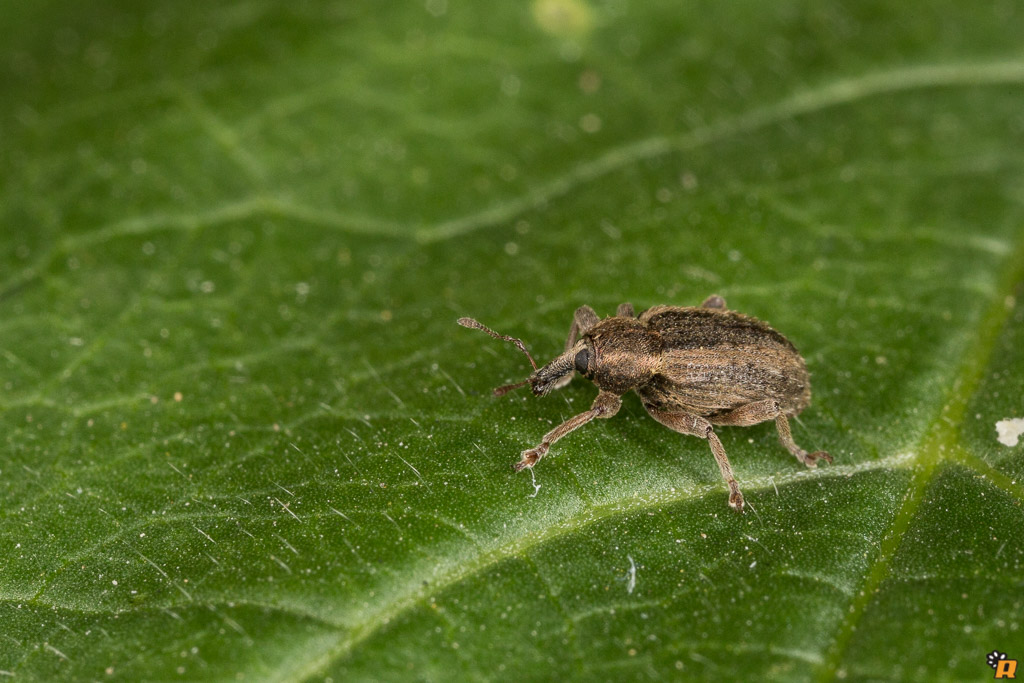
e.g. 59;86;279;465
527;356;572;396
527;342;587;396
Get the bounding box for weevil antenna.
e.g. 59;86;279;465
457;317;538;370
492;379;530;397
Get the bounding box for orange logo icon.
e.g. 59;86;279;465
988;651;1018;679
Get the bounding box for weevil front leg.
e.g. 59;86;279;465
643;404;744;511
616;302;635;317
565;305;600;350
514;391;621;471
549;305;600;392
711;399;832;468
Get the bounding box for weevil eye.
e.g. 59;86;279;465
574;348;590;374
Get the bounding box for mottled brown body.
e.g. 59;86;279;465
457;296;830;511
627;306;811;417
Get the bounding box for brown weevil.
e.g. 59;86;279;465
458;296;831;511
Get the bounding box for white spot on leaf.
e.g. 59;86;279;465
995;417;1024;447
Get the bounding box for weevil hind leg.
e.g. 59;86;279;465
701;294;727;309
514;391;621;470
775;412;832;468
643;404;744;511
616;302;635;317
712;400;832;468
550;305;600;392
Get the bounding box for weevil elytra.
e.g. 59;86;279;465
458;296;831;511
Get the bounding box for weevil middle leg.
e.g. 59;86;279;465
643;404;744;511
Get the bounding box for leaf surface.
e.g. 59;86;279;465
2;1;1024;680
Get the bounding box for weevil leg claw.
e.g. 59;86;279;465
728;487;745;512
514;444;548;471
801;450;832;468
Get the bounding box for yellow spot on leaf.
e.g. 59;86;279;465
531;0;593;38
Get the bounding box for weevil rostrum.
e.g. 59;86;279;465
458;296;831;511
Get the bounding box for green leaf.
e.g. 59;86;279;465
2;1;1023;680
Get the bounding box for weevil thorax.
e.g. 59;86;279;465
583;317;663;394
